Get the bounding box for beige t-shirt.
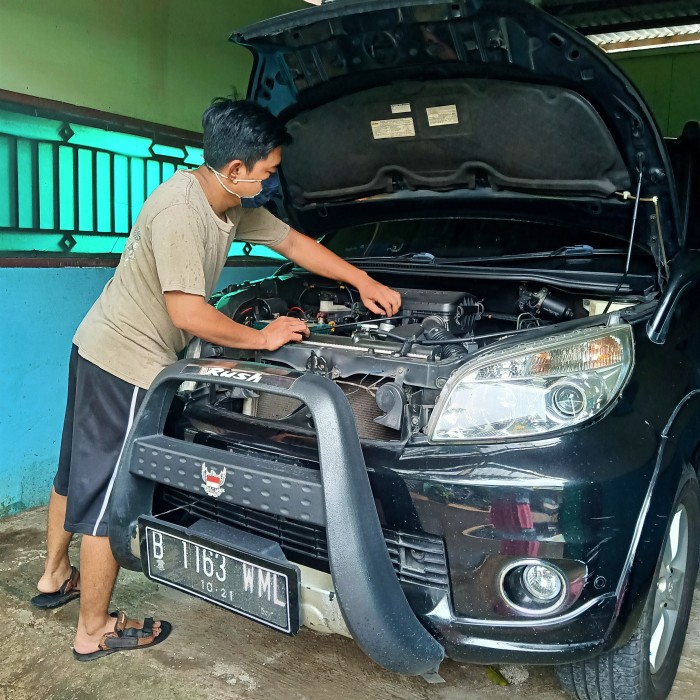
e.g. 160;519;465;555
74;170;289;389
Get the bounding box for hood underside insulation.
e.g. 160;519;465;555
282;79;631;204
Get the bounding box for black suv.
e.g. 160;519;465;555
109;2;700;698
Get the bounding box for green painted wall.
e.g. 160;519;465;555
612;45;700;137
0;0;306;132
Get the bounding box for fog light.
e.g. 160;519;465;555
523;564;563;601
500;559;569;615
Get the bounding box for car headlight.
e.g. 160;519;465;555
427;324;634;442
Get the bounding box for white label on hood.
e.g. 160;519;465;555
426;104;459;127
391;103;412;114
371;117;415;139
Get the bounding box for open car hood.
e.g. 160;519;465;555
231;0;680;259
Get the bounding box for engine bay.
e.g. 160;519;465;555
185;275;625;441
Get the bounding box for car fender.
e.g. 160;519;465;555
607;390;700;649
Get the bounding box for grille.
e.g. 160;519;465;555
254;376;397;441
157;486;448;590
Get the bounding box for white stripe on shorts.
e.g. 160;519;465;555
91;385;140;536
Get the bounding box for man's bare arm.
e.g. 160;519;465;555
164;291;309;351
271;229;402;316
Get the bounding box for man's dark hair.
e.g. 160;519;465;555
202;98;291;170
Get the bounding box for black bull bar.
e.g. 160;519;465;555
109;358;444;677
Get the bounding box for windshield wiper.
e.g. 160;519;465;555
437;247;639;265
344;252;437;264
345;247;633;266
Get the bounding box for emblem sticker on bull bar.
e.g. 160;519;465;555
201;462;227;498
196;367;263;382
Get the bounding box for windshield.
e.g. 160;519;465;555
322;218;635;260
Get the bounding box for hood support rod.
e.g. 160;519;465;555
604;154;645;314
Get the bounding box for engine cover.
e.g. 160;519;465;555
395;288;479;334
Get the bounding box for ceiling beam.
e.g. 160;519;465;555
543;0;699;16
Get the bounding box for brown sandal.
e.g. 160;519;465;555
72;610;172;662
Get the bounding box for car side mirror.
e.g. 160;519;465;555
647;250;700;344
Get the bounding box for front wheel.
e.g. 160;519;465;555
555;475;700;700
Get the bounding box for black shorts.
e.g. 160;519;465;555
54;345;145;537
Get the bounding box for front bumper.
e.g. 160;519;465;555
109;359;444;678
110;359;661;669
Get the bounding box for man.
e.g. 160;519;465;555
31;98;401;661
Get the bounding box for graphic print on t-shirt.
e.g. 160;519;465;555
125;226;142;261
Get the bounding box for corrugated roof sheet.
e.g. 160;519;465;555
588;23;700;45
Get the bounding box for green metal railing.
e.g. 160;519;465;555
0;104;204;253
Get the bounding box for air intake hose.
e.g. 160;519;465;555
422;319;469;361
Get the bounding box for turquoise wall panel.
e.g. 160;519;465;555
0;263;279;518
0;268;113;517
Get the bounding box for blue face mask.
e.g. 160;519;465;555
206;164;280;208
241;172;280;209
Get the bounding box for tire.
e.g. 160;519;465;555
555;474;700;700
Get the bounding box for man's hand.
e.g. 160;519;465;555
271;231;402;316
260;316;310;351
356;277;402;316
164;291;310;352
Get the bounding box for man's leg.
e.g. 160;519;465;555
36;346;80;597
61;353;166;655
72;535;118;653
36;487;75;594
72;535;161;654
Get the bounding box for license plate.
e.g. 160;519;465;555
139;519;299;634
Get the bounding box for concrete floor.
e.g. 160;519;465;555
0;507;698;700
